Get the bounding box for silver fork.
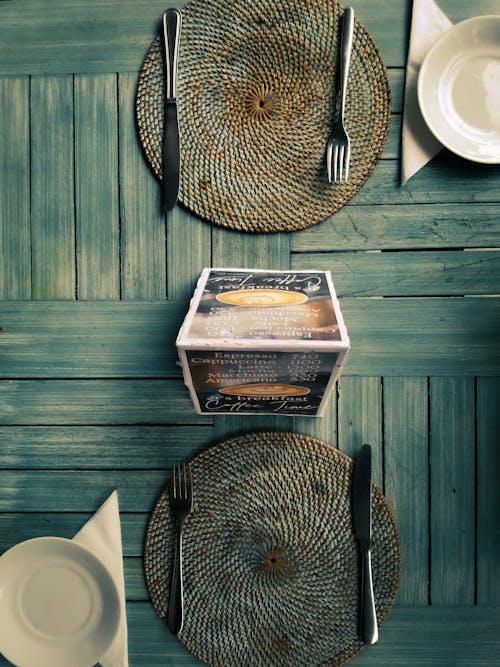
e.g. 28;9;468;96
327;7;355;183
168;463;193;635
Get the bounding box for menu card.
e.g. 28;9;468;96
176;269;350;416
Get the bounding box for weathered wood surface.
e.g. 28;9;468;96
1;299;499;378
295;250;500;296
122;604;500;666
1;0;500;664
430;377;475;605
1;0;499;75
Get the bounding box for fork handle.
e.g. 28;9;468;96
168;528;184;635
339;7;355;121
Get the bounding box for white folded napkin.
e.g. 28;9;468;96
73;491;129;667
401;0;453;184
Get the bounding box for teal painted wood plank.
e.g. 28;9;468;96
387;69;404;115
211;229;291;269
347;159;500;206
0;0;184;76
212;415;295;442
75;74;120;299
1;298;499;377
292;392;337;443
166;207;211;301
0;602;497;666
0;513;148;557
30;75;75;299
429;377;475;605
443;2;500;24
341;297;500;377
0;77;31;299
126;601;205;666
476;377;500;605
383;377;428;605
124;557;148;600
119;73;167;300
2;1;498;75
0;0;498;86
123;603;500;666
0;0;407;77
349;605;500;666
0;301;185;378
337;377;383;486
291;203;500;252
293;250;500;297
382;114;400;160
0;426;209;469
102;602;500;667
0;380;211;425
0;471;168;512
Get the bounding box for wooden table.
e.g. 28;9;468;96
1;1;499;664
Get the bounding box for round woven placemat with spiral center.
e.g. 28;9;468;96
144;431;401;666
136;0;391;233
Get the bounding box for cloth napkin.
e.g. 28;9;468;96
401;0;453;183
73;491;129;667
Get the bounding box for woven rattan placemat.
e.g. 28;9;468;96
136;1;391;233
144;431;401;666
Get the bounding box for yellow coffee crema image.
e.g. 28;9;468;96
219;383;310;397
216;289;308;307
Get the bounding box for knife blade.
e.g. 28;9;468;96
161;8;182;212
352;443;378;644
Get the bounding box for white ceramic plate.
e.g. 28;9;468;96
0;537;121;667
418;15;500;163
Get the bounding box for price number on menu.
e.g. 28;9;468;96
289;353;322;382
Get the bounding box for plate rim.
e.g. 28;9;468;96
0;536;121;667
417;13;500;164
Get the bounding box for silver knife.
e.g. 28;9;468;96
352;444;378;644
161;8;182;211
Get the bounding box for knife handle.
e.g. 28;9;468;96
360;544;378;645
162;8;182;100
161;9;182;212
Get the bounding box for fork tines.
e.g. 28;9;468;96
326;7;355;184
172;462;192;502
327;139;351;183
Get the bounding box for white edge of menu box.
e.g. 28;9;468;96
176;268;350;417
